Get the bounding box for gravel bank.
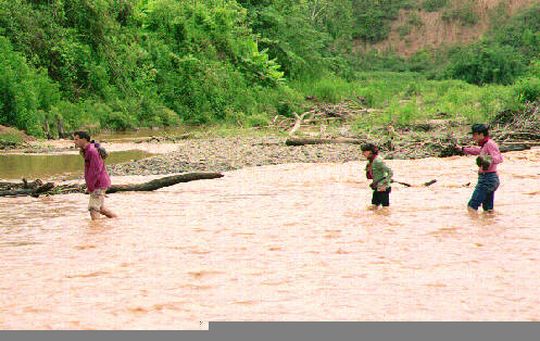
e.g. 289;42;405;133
107;137;364;176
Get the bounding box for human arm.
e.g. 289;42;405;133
462;146;481;155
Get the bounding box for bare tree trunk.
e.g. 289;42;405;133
106;173;224;193
499;144;531;152
43;118;52;140
57;117;66;138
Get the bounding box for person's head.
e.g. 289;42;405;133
471;123;489;143
73;131;91;149
361;143;379;158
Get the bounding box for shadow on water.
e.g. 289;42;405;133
0;150;154;180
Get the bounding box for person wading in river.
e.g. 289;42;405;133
361;143;393;209
456;124;503;213
73;131;117;220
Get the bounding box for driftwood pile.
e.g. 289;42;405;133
280;101;540;159
491;101;540;146
272;99;379;137
0;179;56;197
0;173;224;198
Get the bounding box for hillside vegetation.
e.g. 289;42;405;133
0;0;539;140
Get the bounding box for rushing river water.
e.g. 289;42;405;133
1;148;540;329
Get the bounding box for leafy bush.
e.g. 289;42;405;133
422;0;448;12
0;36;60;136
442;0;479;26
514;77;540;103
398;13;424;38
489;4;540;63
0;130;24;148
446;44;525;85
352;0;416;42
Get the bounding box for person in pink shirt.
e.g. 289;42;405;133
456;124;503;213
73;131;117;220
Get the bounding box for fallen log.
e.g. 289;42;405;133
107;173;224;193
22;178;44;189
0;182;54;197
0;179;43;191
30;182;55;197
286;137;364;146
499;144;531;153
0;173;224;197
500;141;540;145
0;188;34;197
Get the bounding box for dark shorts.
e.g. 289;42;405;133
372;187;391;207
468;172;500;211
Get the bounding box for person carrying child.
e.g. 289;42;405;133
361;143;393;208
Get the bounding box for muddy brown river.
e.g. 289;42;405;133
1;148;540;329
0;150;154;180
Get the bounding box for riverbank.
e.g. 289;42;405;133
0;129;526;179
2;101;539;180
88;118;540;177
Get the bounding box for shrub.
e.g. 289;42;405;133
514;77;540;103
422;0;449;12
0;129;24;148
446;44;525;85
442;0;479;26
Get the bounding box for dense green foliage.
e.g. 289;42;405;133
0;36;60;136
445;44;525;85
0;129;24;147
444;3;540;86
352;0;415;43
421;0;448;12
0;1;539;138
0;0;354;136
441;0;478;26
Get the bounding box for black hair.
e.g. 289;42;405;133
73;130;91;141
361;143;379;154
74;130;108;159
471;124;489;136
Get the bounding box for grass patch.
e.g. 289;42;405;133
421;0;449;12
333;72;519;131
0;126;26;148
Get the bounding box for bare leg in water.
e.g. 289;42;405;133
100;206;117;219
89;206;117;220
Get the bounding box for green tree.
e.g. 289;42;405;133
446;43;525;85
